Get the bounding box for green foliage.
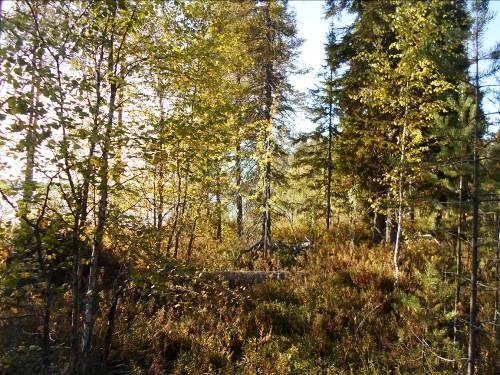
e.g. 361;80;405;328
0;0;498;373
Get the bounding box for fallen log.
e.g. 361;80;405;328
202;271;289;286
238;238;312;260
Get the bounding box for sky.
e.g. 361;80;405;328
289;0;500;133
289;0;330;133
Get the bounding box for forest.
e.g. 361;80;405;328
0;0;499;374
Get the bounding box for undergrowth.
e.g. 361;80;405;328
1;229;498;374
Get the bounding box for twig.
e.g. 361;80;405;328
407;325;467;363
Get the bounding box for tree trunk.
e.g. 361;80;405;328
393;79;409;286
70;48;104;371
23;15;51;373
468;8;481;370
81;86;116;374
235;73;244;239
81;14;118;369
454;174;464;344
235;142;243;238
372;211;386;244
156;167;164;253
187;214;199;258
494;211;499;344
41;273;52;375
385;193;397;245
386;209;393;244
326;69;334;230
156;95;165;254
166;158;182;255
215;167;222;242
262;152;272;254
174;163;189;258
34;229;52;375
261;1;273;256
102;277;125;373
393;171;404;285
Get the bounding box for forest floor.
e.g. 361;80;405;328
1;228;498;374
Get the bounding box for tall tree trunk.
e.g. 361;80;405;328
34;229;52;375
156;167;164;253
235;73;244;239
23;16;50;372
326;69;333;230
386;208;394;244
454;174;464;344
187;213;199;259
174;168;189;258
81;12;118;370
70;43;104;371
468;7;481;371
235;142;243;238
385;192;397;245
41;270;52;375
393;79;409;286
81;83;117;375
167;157;182;255
215;167;222;242
494;211;499;343
262;149;272;255
261;1;273;255
156;95;165;254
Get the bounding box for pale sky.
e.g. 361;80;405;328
290;0;500;133
289;0;329;133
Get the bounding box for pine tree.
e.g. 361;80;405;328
293;59;338;230
242;0;300;256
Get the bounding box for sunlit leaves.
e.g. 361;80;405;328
327;0;470;212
